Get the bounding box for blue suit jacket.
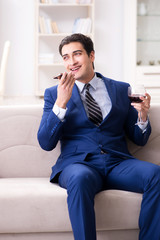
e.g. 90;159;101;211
37;72;151;182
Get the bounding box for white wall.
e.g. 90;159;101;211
0;0;124;96
95;0;124;81
0;0;35;96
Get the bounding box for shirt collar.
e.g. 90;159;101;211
75;73;99;93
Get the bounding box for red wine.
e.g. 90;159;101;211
129;95;144;103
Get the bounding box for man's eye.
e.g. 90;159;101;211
63;56;68;61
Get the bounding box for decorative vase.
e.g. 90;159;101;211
138;3;148;16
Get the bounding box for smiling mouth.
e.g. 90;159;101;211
70;66;81;72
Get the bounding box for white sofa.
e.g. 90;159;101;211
0;104;159;240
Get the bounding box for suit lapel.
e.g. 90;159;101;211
101;76;117;123
104;78;117;106
69;84;82;109
96;72;117;108
67;84;88;119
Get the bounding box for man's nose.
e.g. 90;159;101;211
69;56;77;65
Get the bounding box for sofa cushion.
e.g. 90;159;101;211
0;178;142;234
0;105;59;178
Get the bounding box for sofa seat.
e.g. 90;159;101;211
0;178;70;234
0;177;141;234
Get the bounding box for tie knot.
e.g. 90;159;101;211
85;83;90;90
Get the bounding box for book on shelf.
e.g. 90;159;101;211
51;21;59;33
39;16;59;34
46;18;53;34
39;16;45;34
72;18;92;34
39;0;59;3
40;0;92;4
39;0;49;3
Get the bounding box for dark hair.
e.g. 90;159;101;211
59;33;95;56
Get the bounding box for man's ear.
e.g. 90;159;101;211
90;50;95;62
90;51;95;61
89;51;95;69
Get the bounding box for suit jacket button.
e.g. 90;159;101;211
101;150;107;154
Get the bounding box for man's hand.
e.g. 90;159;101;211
55;71;75;109
131;93;151;122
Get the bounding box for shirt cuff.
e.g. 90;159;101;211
52;103;67;121
137;118;148;133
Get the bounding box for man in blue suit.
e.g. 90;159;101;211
38;33;160;240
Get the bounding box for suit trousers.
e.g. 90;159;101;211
58;152;160;240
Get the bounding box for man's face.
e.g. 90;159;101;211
61;42;95;83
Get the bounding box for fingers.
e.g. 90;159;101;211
55;71;75;108
59;72;75;88
67;72;75;88
59;72;67;84
144;93;151;109
131;93;151;122
131;93;151;110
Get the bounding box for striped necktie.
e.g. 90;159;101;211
85;83;103;126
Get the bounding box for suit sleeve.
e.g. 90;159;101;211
125;104;151;146
37;88;64;151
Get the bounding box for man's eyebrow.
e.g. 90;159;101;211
62;50;83;58
73;50;83;53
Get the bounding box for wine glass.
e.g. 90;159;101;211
128;84;146;125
